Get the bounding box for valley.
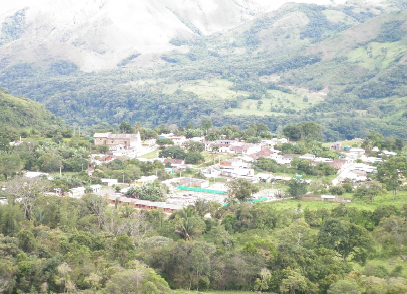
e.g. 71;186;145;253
1;1;407;292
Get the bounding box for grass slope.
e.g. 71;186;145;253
0;89;61;131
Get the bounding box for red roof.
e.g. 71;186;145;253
328;159;346;170
251;149;273;160
164;158;185;165
230;146;249;151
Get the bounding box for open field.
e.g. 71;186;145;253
162;79;249;101
139;150;159;159
347;41;407;70
162;78;325;117
226;88;324;117
266;189;407;211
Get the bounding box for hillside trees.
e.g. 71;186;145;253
5;176;48;219
376;156;407;200
125;182;166;202
287;179;308;198
318;218;374;263
353;181;383;203
283;122;322;141
226;178;259;202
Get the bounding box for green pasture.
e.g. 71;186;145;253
163;79;249;100
266;189;407;211
225;88;323;117
347;41;407;70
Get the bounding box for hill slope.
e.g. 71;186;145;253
1;1;407;140
0;88;62;139
0;0;373;71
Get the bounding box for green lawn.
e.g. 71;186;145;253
139;150;159;159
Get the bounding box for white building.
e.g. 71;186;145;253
101;179;119;186
69;187;86;198
89;184;102;193
349;148;365;156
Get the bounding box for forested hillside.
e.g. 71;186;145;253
0;88;62;140
1;2;407;140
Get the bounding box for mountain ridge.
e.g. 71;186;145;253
0;0;373;71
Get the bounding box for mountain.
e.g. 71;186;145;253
0;0;368;71
0;88;62;139
1;0;407;141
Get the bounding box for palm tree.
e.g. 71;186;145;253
174;207;204;240
362;138;372;153
193;199;210;217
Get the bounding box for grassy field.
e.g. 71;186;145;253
266;189;407;211
347;41;407;70
162;77;325;117
139;150;159;159
162;79;249;101
226;88;324;117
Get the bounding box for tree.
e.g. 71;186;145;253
158;146;186;159
126;182;165;202
206;132;220;141
329;186;345;196
254;158;277;172
185;152;205;164
353;181;382;202
83;194;107;229
283;125;302;141
280;268;309;294
63;157;89;172
186;141;205;153
0;155;23;179
376;156;407;200
328;280;359;294
201;119;213;133
226;178;259;202
375;216;407;255
6;176;48;219
287;179;308;198
318;218;374;263
298;121;322;141
37;153;63;172
156;138;174;146
174;208;206;240
119;122;133;133
105;262;170;294
189;241;216;291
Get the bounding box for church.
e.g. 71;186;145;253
93;132;142;152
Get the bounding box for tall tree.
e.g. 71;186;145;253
353;181;383;203
287;179;308;199
226;178;259;202
318;218;373;263
119;122;133;133
375;216;407;255
6;176;48;219
376;156;407;200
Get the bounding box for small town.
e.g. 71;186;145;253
4;125;400;214
3;0;407;292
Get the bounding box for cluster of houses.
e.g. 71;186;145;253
15;130;402;212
